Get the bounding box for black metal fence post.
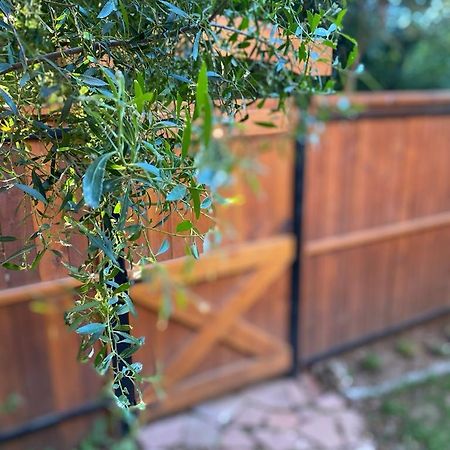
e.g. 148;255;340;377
289;137;306;376
112;257;137;434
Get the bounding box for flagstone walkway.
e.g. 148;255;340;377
138;374;376;450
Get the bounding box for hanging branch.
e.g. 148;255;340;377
0;0;352;414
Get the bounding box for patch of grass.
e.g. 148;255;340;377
359;352;383;373
394;339;417;359
364;375;450;450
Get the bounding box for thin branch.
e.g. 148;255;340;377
0;25;195;75
208;0;228;21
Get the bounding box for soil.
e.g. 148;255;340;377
312;316;450;390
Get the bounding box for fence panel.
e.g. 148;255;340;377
299;92;450;361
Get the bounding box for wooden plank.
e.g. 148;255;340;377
314;91;450;110
304;211;450;256
0;234;295;307
0;278;78;307
164;263;289;386
133;289;280;356
144;347;291;420
136;234;295;284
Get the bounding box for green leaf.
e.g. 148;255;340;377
195;60;208;119
346;42;359;68
76;322;106;334
0;236;16;242
76;323;106;335
2;244;35;266
0;1;12;15
176;220;193;233
203;93;213;147
159;0;188;18
307;11;321;33
118;0;129;33
166;184;187;202
135;162;160;177
254;121;277;128
2;262;22;270
181;111;191;158
0;88;18;114
15;183;47;204
97;0;117;19
133;79;150;113
191;242;199;259
200;197;212;209
156;239;170;256
122;293;136;316
68;301;99;313
83;152;114;208
80;75;108;87
192;30;201;60
189;187;201;219
335;9;347;28
87;232;119;266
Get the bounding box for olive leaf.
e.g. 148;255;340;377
83;152;114;208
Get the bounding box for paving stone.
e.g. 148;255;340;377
184;416;220;449
266;411;300;429
292;437;317;450
234;404;268;428
349;438;377;450
337;410;365;442
138;415;188;449
254;428;301;450
298;374;322;400
195;394;245;426
219;428;254;449
245;379;309;409
300;414;346;449
139;375;373;450
315;393;346;411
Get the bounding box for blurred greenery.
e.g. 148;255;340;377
340;0;450;90
75;417;138;450
359;351;383;373
366;375;450;450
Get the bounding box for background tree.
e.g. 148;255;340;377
340;0;450;90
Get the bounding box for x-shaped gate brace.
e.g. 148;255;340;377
131;233;295;418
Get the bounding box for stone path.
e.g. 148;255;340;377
138;375;376;450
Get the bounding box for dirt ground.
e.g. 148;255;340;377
313;316;450;450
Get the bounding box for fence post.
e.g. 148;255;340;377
289;137;306;375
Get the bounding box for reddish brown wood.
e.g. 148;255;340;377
300;93;450;359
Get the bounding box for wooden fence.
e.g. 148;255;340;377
299;91;450;361
1;91;450;449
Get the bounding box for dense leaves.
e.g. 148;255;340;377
0;0;349;409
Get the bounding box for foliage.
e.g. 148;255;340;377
0;0;349;409
359;351;383;373
76;417;138;450
339;0;450;90
366;375;450;450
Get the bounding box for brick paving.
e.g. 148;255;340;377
138;374;376;450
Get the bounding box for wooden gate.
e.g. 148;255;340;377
132;235;294;418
